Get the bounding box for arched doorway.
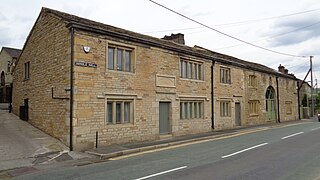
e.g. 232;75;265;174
266;86;276;121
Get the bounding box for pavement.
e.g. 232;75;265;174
0;104;92;173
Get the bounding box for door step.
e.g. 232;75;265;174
159;134;173;140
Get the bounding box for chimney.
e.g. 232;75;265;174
162;33;185;45
284;69;288;74
278;64;285;73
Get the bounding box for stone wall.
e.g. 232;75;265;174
12;12;70;145
72;31;213;150
213;62;245;129
12;9;299;151
0;51;11;85
213;62;298;130
278;76;299;121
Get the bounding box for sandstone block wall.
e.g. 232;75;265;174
72;31;212;149
12;9;299;150
12;12;70;145
214;63;298;130
0;51;12;85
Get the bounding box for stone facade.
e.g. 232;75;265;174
71;32;213;149
12;11;70;143
13;8;299;151
213;62;298;130
0;47;21;102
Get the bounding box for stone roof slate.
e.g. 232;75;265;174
2;47;22;58
42;7;296;79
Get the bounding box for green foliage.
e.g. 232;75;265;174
302;94;308;107
316;93;320;110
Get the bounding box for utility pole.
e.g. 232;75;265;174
310;56;314;117
316;79;318;94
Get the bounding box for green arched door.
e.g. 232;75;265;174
266;86;276;121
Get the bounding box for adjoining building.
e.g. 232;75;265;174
12;8;299;151
0;47;21;103
298;80;312;118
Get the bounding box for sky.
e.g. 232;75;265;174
1;0;320;82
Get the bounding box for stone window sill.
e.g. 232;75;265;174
106;123;134;127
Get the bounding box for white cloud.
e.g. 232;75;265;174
0;0;320;80
265;14;320;47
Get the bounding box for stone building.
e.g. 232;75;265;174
13;8;299;151
299;80;312;118
0;47;21;103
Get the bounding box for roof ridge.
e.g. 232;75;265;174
39;7;295;79
2;46;22;51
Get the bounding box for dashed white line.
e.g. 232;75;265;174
221;143;268;159
135;166;187;180
281;132;304;140
311;127;320;131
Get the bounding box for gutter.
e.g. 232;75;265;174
69;27;74;151
276;77;280;123
297;81;301;120
211;61;215;129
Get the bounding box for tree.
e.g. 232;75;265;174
302;94;308;107
316;93;320;111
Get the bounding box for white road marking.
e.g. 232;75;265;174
221;143;268;159
311;127;320;131
46;150;69;162
281;132;304;140
134;166;187;180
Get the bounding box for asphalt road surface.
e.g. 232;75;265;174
14;121;320;180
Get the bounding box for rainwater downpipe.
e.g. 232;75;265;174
297;81;301;120
276;77;280;123
211;61;215;129
69;27;74;151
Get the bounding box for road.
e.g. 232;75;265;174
14;121;320;180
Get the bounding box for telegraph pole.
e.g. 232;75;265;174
316;79;318;94
310;56;314;117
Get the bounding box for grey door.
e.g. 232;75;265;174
159;102;170;134
235;103;241;126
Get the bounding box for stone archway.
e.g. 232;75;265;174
266;86;276;121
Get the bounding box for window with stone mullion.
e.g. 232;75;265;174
180;101;203;119
220;101;230;117
180;59;203;80
108;45;132;72
107;100;132;124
